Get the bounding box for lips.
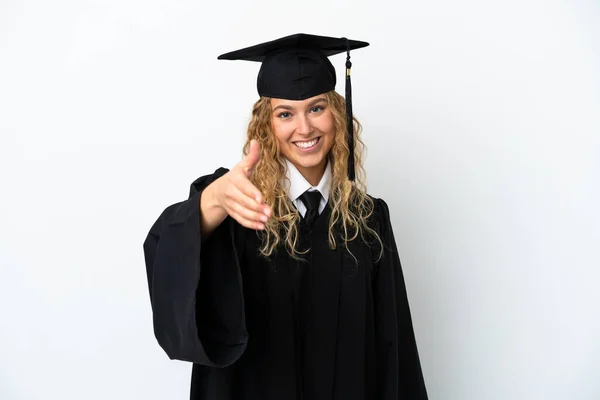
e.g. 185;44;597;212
293;137;320;149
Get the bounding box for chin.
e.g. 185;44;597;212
293;154;327;169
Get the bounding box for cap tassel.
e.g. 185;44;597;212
344;38;355;181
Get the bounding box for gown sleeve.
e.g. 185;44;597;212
373;198;428;399
142;167;248;367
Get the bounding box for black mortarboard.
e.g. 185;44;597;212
218;33;369;181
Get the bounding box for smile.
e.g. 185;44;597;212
293;137;320;149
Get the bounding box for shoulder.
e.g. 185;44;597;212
368;195;392;220
365;195;393;234
188;167;230;197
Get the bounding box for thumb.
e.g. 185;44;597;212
241;139;261;175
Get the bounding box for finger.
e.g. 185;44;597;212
229;185;267;215
239;139;261;176
229;210;265;230
262;203;272;217
233;173;265;204
229;200;269;224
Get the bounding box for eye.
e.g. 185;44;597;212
278;112;292;119
310;105;325;113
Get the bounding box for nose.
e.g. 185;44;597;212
295;114;314;136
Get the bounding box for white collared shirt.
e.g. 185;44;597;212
284;159;331;218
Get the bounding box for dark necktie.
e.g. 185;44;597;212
299;190;322;228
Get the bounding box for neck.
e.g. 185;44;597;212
297;160;327;186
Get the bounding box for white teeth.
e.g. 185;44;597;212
294;138;318;148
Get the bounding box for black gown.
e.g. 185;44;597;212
143;168;428;400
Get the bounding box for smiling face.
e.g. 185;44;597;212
271;94;336;184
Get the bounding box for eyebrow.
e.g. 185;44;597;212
272;97;327;112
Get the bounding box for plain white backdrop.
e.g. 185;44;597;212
1;0;599;399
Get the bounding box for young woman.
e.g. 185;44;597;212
143;33;428;400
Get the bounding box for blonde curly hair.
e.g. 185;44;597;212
242;90;382;260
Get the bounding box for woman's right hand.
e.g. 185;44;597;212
211;139;272;230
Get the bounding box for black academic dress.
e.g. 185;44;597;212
143;168;428;400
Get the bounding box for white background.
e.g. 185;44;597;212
1;0;599;399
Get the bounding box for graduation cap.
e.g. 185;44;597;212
218;33;369;181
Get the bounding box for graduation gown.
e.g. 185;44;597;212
143;168;428;400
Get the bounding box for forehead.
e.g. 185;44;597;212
270;94;328;108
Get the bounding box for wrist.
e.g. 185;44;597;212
210;176;225;210
202;177;224;213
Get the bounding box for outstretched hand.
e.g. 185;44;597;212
215;140;272;230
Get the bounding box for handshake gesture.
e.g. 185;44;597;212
200;140;273;235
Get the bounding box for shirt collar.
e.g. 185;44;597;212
285;158;332;203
